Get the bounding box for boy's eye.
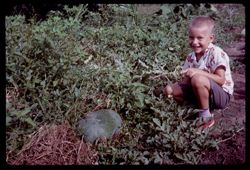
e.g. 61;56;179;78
189;36;204;40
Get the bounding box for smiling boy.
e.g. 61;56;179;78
164;16;234;128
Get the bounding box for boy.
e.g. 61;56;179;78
163;16;234;128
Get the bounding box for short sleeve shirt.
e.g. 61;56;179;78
182;43;234;95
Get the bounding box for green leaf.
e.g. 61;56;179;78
53;80;58;87
30;103;38;109
74;87;81;97
181;120;188;128
40;80;45;88
153;118;161;127
130;82;148;89
24;117;36;127
161;121;166;131
137;93;145;107
174;153;184;160
10;108;31;118
6;101;11;110
160;5;172;16
191;144;200;151
153;153;162;164
6;116;12;126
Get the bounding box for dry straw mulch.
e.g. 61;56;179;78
6;122;98;165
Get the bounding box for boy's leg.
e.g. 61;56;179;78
190;75;214;129
190;75;215;129
171;83;185;103
166;83;195;104
208;79;231;110
190;75;211;110
191;74;231;110
190;74;230;129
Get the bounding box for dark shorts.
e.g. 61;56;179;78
179;79;231;110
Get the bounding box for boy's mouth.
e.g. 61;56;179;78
192;45;201;48
193;46;201;50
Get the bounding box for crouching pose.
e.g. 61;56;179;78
164;16;234;129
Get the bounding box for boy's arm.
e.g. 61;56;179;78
180;75;190;84
182;66;226;86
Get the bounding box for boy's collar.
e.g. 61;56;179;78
203;42;214;54
207;42;214;49
192;43;214;59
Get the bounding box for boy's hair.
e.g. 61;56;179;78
189;16;215;34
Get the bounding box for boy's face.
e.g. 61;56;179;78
188;25;214;57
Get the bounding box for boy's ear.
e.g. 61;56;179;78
210;34;215;42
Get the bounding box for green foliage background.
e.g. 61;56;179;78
6;4;245;164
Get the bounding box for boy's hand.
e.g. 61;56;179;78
180;69;188;77
181;68;202;78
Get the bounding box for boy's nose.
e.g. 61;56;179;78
191;39;200;46
192;38;199;44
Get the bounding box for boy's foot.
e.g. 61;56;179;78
153;85;173;98
164;85;173;98
196;114;215;130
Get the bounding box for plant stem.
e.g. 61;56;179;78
217;127;244;144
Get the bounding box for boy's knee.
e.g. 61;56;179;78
191;75;209;87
